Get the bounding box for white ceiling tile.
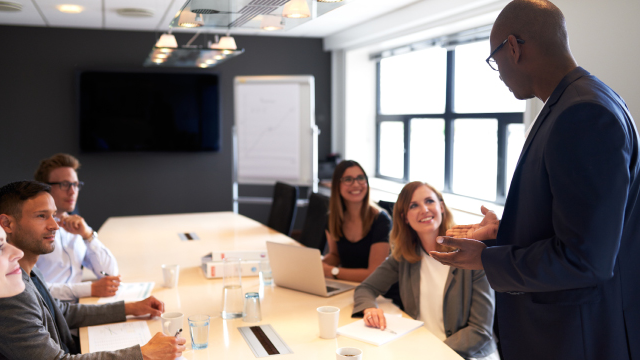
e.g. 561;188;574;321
0;0;47;27
104;0;173;30
36;0;103;28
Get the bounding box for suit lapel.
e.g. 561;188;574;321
444;267;457;297
516;67;590;166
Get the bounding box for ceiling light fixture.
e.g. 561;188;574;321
282;0;310;19
0;1;22;12
178;11;203;27
155;33;178;48
56;4;83;13
144;32;244;68
260;15;284;31
116;8;154;17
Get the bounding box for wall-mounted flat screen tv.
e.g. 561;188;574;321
78;70;220;152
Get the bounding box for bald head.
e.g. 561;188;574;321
493;0;570;59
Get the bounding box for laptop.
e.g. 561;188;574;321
266;241;356;297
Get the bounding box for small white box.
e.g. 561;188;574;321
210;250;267;262
201;254;261;279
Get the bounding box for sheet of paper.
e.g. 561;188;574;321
87;321;152;352
337;316;424;346
97;282;154;303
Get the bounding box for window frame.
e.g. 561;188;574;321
375;48;524;204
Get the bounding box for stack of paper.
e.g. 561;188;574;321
87;321;152;352
337;316;424;346
97;282;154;304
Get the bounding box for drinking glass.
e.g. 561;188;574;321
188;315;210;350
221;257;243;319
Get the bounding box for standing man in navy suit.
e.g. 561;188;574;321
431;1;640;360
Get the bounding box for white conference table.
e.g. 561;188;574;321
80;212;462;360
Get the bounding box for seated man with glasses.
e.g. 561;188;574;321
34;153;120;302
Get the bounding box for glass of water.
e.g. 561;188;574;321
222;257;243;319
259;259;272;286
188;315;210;350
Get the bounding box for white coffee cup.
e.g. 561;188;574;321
317;306;340;339
161;312;184;336
336;347;362;360
162;264;179;288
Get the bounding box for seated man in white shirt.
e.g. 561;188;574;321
34;153;120;301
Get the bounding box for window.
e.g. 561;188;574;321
376;39;525;203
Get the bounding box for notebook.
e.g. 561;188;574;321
337;316;424;346
266;241;355;297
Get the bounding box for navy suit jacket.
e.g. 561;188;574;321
482;67;640;360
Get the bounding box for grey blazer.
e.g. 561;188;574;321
353;252;497;359
0;267;143;360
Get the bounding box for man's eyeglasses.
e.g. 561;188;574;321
48;181;84;191
486;37;525;71
340;175;367;185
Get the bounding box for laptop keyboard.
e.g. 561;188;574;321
326;286;339;293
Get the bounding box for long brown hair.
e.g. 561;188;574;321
328;160;380;240
390;181;455;263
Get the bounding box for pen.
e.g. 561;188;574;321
100;271;110;276
174;329;182;338
383;328;397;335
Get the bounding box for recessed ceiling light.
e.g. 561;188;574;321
0;1;22;12
56;4;83;13
116;8;154;17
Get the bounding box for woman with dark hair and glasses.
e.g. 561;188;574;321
322;160;391;282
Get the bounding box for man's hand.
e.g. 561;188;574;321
91;276;121;297
57;213;93;240
446;206;500;241
429;237;487;270
141;332;186;360
124;296;164;319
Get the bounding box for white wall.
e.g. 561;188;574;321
555;0;640;128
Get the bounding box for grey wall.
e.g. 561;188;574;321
0;25;331;229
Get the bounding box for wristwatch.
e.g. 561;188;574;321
331;267;340;279
84;230;98;242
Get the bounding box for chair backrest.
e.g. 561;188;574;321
298;193;330;252
377;200;395;219
267;182;299;236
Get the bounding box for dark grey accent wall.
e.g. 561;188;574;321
0;25;331;229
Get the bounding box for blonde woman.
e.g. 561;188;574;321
322;160;391;282
0;227;24;298
353;181;499;360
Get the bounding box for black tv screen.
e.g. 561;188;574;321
78;70;220;152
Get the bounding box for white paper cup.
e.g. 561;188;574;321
336;347;362;360
317;306;340;339
161;312;184;336
162;264;179;288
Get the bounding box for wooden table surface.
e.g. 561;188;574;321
80;212;462;360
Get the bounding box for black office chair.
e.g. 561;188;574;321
267;182;299;236
298;193;330;252
377;200;395;218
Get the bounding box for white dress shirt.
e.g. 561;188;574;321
36;227;118;301
417;249;451;341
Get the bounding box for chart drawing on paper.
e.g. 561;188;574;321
88;321;152;352
236;83;300;181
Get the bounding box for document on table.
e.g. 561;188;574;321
87;321;152;352
97;282;154;303
337;316;424;346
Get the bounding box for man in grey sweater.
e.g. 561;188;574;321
0;181;186;360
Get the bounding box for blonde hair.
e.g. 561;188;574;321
328;160;381;240
390;181;455;263
34;153;81;183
